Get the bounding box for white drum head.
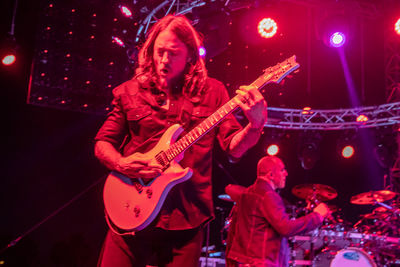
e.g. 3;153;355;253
330;247;376;267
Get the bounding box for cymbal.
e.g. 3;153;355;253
292;184;338;202
224;184;246;203
218;194;233;202
350;190;397;205
362;209;391;220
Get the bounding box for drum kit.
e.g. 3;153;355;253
290;184;400;267
218;183;400;267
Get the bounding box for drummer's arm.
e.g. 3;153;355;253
261;192;323;237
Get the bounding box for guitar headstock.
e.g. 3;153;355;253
263;55;300;84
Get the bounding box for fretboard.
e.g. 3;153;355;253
154;55;299;166
162;71;275;163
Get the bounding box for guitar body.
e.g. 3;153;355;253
103;124;193;232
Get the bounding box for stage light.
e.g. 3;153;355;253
266;144;279;156
395;18;400;35
1;0;19;67
2;54;16;66
373;127;398;168
199;46;206;57
257;18;277;39
112;36;125;47
341;145;354;158
298;132;321;170
119;5;132;18
356;114;369;122
337;131;357;159
374;143;391;168
317;12;351;48
329;32;346;48
302;107;313;115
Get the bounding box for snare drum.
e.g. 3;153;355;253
314;247;377;267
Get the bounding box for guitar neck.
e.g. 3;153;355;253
164;96;240;162
159;55;299;165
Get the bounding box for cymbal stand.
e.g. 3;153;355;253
374;201;400;217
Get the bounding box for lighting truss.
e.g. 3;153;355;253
135;0;207;43
266;101;400;130
281;0;380;19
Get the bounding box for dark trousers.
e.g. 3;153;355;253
97;227;204;267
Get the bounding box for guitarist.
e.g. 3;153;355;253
95;14;267;267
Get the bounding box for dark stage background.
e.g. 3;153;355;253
1;0;399;266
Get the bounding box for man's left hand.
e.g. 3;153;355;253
235;85;267;129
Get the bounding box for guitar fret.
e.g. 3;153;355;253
166;150;172;161
185;136;190;146
220;108;226;116
180;137;187;147
192;129;199;139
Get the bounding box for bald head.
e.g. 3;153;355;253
257;156;287;189
257;156;283;177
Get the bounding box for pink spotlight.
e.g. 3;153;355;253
395;18;400;35
199;46;206;57
342;145;354;159
2;54;16;66
257;18;278;39
329;32;346;47
119;5;132;17
266;144;279;156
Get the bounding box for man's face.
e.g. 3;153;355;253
271;160;288;189
153;29;189;89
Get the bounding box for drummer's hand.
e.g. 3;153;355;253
314;203;331;219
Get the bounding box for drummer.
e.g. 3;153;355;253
226;156;331;267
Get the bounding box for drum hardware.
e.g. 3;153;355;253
292;183;339;228
350;190;397;205
292;184;338;203
220;209;233;246
217;194;233;202
351;190;400;240
291;230;400;267
313;247;377;267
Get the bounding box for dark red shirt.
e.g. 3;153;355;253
227;179;323;267
95;77;243;230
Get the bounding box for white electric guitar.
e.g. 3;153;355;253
103;56;300;234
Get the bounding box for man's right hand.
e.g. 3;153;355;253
313;203;331;219
116;152;163;179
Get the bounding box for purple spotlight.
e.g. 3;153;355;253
329;32;346;47
199;46;206;57
119;5;132;17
